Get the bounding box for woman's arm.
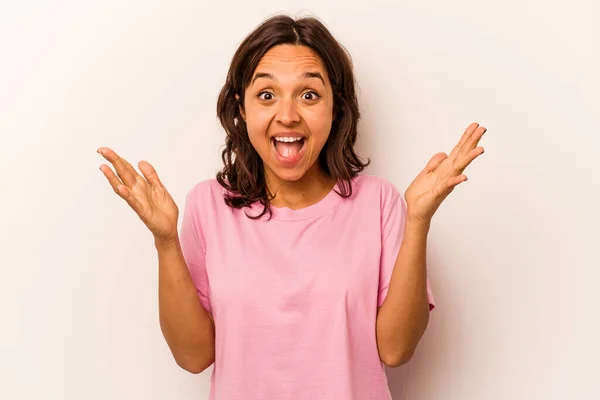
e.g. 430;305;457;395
96;147;215;373
376;218;430;367
377;123;487;367
156;238;215;374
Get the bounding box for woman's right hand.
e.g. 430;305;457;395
98;147;179;245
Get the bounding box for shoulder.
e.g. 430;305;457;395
188;178;225;197
187;178;223;197
185;178;227;208
351;174;402;208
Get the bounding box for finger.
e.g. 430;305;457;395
97;147;139;188
456;146;485;172
114;184;145;215
138;160;163;188
462;126;487;155
99;163;125;194
448;122;479;160
100;164;145;215
444;174;468;191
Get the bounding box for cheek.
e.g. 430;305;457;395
244;106;271;131
244;106;270;146
246;128;269;155
307;109;333;143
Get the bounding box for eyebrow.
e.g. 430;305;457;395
251;71;325;87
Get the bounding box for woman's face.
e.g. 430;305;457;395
239;44;335;184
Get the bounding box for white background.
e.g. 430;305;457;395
1;1;598;399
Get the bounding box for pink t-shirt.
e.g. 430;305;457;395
179;174;435;400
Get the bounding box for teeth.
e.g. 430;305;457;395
273;137;303;143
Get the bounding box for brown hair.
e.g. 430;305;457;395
216;14;369;218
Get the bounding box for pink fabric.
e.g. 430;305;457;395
179;174;435;400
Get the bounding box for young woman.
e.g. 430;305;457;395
98;14;486;400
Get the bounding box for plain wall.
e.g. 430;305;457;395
1;0;598;398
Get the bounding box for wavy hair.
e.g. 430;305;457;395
216;14;369;218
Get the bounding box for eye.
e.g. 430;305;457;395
302;91;321;101
257;91;274;101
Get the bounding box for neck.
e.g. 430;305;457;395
265;164;336;210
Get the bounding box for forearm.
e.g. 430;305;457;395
376;218;431;367
156;238;215;373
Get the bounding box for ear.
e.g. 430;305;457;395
235;94;246;121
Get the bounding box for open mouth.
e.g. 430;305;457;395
271;136;307;159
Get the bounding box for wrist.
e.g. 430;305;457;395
154;234;180;251
405;215;431;234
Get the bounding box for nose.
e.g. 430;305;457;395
275;96;300;125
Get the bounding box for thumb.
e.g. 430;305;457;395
422;152;447;174
138;160;164;188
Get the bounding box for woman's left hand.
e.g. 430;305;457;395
404;122;487;224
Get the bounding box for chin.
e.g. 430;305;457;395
269;166;308;183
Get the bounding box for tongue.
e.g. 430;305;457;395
275;141;302;158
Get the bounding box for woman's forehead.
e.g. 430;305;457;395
253;45;327;79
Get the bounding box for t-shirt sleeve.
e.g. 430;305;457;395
179;188;212;313
378;190;436;311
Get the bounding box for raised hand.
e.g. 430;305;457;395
97;147;179;244
404;122;487;224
